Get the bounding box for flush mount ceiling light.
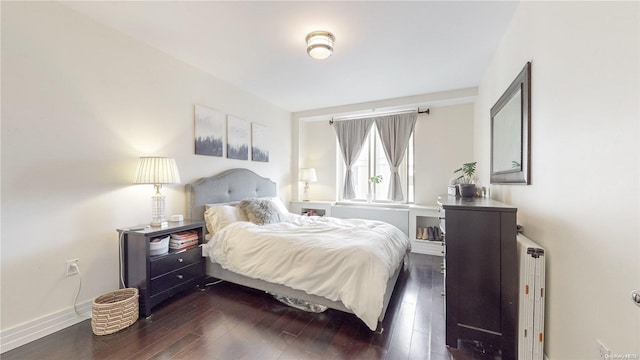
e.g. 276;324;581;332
306;31;335;60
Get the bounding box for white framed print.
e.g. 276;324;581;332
194;104;225;157
226;115;249;160
251;123;269;162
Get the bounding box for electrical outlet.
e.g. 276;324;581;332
65;259;79;276
597;339;610;359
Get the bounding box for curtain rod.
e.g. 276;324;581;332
329;108;429;125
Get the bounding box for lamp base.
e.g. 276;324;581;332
151;191;167;228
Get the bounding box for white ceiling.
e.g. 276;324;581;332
61;1;519;113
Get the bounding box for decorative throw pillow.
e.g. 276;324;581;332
239;198;286;225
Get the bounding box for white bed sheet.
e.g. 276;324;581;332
202;214;410;330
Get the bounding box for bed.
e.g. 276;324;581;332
186;168;410;331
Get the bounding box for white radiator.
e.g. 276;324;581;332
517;234;546;360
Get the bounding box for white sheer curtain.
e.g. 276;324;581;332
333;118;374;200
374;112;417;201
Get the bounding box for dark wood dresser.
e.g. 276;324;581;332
438;195;518;359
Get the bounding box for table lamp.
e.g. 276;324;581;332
133;157;181;227
299;168;317;201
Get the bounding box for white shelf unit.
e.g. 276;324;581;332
409;205;444;256
289;201;334;217
331;204;409;236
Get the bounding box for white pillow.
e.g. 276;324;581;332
204;204;248;234
263;197;293;223
264;197;290;215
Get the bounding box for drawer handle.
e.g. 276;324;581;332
176;275;183;280
177;258;184;263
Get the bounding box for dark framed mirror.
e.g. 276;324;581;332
490;62;531;184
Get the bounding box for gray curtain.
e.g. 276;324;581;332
333;118;374;199
374;112;417;201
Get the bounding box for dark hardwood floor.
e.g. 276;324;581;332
3;253;461;360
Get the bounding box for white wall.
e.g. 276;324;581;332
298;120;338;201
296;101;474;206
1;0;291;341
414;104;474;205
475;2;639;358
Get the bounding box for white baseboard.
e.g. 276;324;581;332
0;301;92;354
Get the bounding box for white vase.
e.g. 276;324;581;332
366;193;373;203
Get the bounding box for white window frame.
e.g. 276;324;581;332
337;127;414;203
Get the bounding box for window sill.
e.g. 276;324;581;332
333;201;440;212
334;201;411;210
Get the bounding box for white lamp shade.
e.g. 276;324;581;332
299;168;318;182
306;31;335;60
133;157;181;184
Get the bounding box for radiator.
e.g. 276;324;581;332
517;234;546;360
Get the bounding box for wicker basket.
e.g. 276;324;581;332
91;288;139;336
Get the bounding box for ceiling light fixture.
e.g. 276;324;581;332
306;31;335;60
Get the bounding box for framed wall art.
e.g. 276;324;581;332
226;115;250;160
194;104;225;157
251;123;269;162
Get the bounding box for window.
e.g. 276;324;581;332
338;127;414;203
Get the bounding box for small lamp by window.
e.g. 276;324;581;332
133;157;181;227
299;168;317;201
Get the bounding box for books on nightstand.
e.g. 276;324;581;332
169;231;199;250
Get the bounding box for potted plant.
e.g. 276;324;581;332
367;175;383;203
454;162;477;198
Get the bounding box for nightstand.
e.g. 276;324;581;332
289;201;334;217
117;220;206;317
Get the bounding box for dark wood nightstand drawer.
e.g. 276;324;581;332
150;246;202;277
150;261;203;295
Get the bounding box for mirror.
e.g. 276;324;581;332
490;62;530;184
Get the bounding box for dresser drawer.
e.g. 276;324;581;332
149;261;203;295
150;246;201;277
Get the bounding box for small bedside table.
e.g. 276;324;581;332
117;220;206;317
289;201;334;217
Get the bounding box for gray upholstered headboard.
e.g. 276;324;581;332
186;168;277;220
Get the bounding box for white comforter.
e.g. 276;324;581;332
202;214;410;330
